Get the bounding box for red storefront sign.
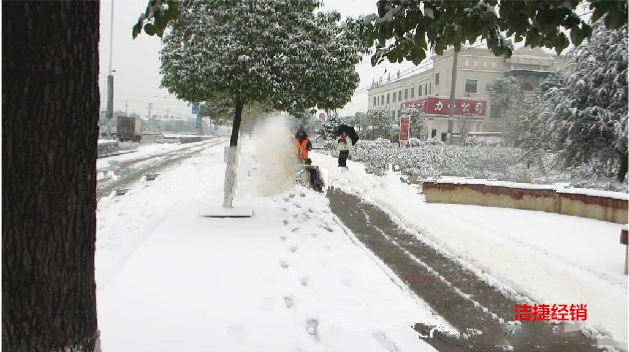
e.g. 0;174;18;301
401;98;487;116
400;116;410;141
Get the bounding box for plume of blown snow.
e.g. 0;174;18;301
254;115;298;197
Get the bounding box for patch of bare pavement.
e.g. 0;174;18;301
327;188;609;352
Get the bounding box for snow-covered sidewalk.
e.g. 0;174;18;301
96;141;446;351
311;151;628;349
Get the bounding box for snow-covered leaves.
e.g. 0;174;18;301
160;0;368;114
540;23;628;181
360;0;627;65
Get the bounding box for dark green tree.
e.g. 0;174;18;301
159;0;368;207
361;0;627;65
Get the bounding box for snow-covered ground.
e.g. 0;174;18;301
96;139;447;352
97;140;216;169
310;151;628;348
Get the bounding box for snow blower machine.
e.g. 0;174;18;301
295;158;325;193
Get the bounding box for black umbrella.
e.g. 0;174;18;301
335;124;359;145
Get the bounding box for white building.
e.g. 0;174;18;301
367;46;567;141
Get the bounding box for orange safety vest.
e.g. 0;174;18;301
294;137;309;159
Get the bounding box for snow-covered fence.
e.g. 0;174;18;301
422;178;628;224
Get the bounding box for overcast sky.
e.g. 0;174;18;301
98;0;419;119
98;1;590;119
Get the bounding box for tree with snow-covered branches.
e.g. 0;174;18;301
367;109;393;140
540;22;627;182
160;0;368;207
405;107;427;140
487;77;539;147
320;112;344;140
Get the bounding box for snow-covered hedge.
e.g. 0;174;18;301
97;140;118;157
350;141;628;192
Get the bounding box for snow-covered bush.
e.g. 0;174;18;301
464;136;504;148
350;141;627;192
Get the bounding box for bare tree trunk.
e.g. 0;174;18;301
223;99;245;208
3;1;100;351
617;152;628;183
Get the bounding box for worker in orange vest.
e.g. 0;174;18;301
294;128;312;165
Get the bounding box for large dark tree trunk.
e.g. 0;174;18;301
617;152;628;183
3;1;100;351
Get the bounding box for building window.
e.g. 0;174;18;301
373;97;376;106
425;84;428;96
441;133;447;142
435;73;440;85
490;105;501;118
431;129;437;138
411;88;414;98
398;91;402;101
393;93;397;103
381;95;384;105
429;83;432;95
465;79;478;94
419;85;422;96
387;93;390;104
405;89;408;100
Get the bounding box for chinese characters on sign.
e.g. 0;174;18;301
400;98;487;116
399;116;410;141
514;304;587;321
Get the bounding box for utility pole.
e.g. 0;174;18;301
148;103;152;120
447;47;459;145
125;99;128;116
105;0;115;137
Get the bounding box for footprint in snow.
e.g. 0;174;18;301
282;220;289;226
280;235;287;242
311;233;318;238
227;325;248;343
281;207;288;212
306;319;320;342
289;246;298;253
283;296;295;309
280;260;289;268
291;227;300;233
300;277;309;286
319;225;333;233
295;204;302;208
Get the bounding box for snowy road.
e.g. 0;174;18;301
312;151;627;351
94;136;626;352
96;138;227;199
96;140;446;352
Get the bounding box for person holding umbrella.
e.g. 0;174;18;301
335;124;359;169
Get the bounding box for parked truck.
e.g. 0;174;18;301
117;117;143;142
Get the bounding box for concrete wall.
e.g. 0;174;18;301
422;182;628;224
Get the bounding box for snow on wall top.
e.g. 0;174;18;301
422;177;629;201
